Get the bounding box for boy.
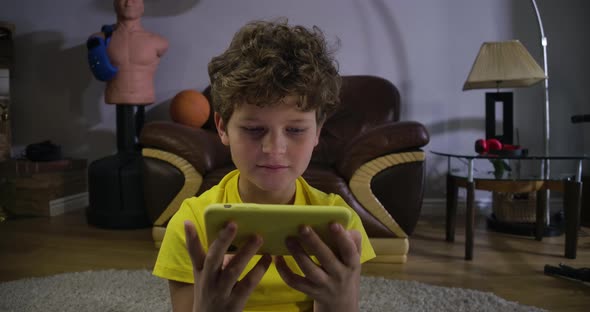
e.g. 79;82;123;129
153;20;376;312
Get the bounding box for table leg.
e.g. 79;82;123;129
535;189;547;241
564;180;582;259
446;174;458;242
465;181;475;260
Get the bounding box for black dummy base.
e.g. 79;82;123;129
86;105;150;229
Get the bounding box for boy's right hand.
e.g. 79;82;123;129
184;220;271;312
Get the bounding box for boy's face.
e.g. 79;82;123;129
215;96;321;203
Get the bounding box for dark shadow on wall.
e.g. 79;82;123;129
511;0;590;172
369;0;413;120
423;117;491;198
349;1;378;74
144;97;173;124
93;0;201;17
11;31;115;161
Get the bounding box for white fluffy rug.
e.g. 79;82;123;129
0;269;545;312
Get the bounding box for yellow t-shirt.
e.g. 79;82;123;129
153;170;376;312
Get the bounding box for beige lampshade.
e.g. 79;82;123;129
463;40;546;90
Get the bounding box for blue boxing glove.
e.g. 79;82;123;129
87;24;117;81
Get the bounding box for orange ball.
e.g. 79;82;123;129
169;89;211;128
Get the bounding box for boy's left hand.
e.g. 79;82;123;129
275;223;362;312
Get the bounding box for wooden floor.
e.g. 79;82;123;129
0;210;589;311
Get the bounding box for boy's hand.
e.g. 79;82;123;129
275;223;362;312
184;220;271;312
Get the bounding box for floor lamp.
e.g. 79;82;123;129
530;0;553;227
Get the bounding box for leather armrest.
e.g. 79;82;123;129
335;121;429;180
139;121;232;175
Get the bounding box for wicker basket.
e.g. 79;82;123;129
492;191;537;223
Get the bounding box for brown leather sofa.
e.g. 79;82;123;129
139;75;430;263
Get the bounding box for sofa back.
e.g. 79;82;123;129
313;75;400;166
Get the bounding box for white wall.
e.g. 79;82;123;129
1;0;588;200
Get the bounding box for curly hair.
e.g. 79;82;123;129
208;20;341;123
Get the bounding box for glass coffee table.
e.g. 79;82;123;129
431;150;588;260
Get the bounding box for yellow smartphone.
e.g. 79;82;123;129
203;203;352;255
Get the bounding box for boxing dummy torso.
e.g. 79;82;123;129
104;23;168;105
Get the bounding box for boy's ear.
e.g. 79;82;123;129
214;112;230;146
314;120;324;146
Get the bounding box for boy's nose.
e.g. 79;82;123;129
261;132;287;154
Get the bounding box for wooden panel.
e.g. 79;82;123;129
453;177;565;193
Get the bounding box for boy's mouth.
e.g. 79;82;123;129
258;164;288;170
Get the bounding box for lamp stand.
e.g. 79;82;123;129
531;0;550;159
531;0;551;226
485;92;514;144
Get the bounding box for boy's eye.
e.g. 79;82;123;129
239;126;307;136
286;127;306;134
241;126;265;133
